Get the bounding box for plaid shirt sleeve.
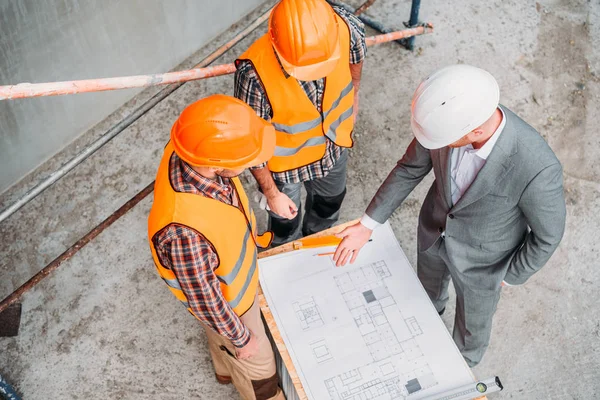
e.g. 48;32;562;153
332;5;367;64
155;225;251;348
234;61;270;170
234;61;272;121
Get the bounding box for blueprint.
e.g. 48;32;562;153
259;222;476;400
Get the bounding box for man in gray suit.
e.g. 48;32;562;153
334;64;566;367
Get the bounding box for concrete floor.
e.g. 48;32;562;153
1;0;599;398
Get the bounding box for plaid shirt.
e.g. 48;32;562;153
153;153;251;347
234;5;367;183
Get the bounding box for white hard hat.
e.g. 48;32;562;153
410;64;500;149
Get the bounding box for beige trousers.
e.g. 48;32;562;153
203;294;285;400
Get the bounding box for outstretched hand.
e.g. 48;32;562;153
333;222;373;267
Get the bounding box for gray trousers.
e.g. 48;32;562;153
418;237;502;367
269;150;348;246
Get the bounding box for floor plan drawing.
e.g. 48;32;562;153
335;261;408;361
310;339;333;364
325;261;435;399
259;222;476;400
325;363;438;400
293;296;324;331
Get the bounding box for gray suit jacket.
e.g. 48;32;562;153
366;106;566;288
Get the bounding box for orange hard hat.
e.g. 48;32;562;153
269;0;341;81
170;94;276;169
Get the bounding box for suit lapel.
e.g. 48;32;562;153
433;147;453;210
451;154;513;212
451;105;517;212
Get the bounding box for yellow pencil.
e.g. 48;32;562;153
315;252;336;257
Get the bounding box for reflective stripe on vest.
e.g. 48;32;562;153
218;228;251;285
163;276;183;290
237;13;354;172
162;276;191;307
148;143;261;317
325;104;354;142
273;136;327;157
271;81;354;135
228;248;258;310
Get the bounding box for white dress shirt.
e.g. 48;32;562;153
450;108;506;206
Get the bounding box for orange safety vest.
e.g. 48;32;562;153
237;14;355;173
147;143;273;317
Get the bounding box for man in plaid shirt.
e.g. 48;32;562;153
154;157;254;348
235;0;367;245
149;95;284;400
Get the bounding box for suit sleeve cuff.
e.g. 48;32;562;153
360;214;381;231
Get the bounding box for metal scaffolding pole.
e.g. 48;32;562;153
0;24;432;225
0;6;274;224
406;0;423;51
329;0;425;50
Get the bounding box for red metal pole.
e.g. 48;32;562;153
0;64;237;100
0;183;154;315
0;26;433;101
354;0;376;16
365;24;433;46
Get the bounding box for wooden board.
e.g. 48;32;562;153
257;220;487;400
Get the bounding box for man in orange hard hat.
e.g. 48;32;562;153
235;0;366;246
148;95;285;400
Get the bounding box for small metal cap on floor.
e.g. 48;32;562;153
0;302;22;337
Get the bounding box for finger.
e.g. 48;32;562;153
341;249;353;266
350;248;360;264
285;197;298;212
336;248;349;267
333;241;346;262
274;209;291;219
273;205;292;219
285;199;298;219
340;248;352;267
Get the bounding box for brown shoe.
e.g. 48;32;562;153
215;374;232;385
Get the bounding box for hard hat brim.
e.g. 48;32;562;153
411;115;448;150
242;120;276;169
274;38;341;82
411;103;499;150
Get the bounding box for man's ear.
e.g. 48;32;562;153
471;128;485;138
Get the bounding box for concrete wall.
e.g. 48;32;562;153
0;0;265;194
